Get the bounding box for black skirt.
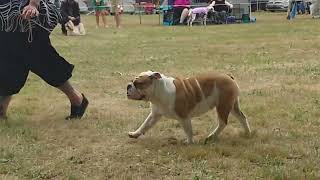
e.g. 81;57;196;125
0;30;74;96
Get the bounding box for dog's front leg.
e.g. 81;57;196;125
190;14;196;27
128;112;161;139
204;15;207;26
180;118;194;144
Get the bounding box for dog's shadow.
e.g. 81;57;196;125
128;129;258;151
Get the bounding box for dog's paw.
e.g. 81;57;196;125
204;136;218;145
128;132;140;139
181;139;194;145
204;138;209;144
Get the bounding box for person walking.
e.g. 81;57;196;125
0;0;89;120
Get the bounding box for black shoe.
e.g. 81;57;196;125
65;94;89;120
62;30;67;36
0;110;7;121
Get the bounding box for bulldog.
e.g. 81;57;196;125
127;71;251;144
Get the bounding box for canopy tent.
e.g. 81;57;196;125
229;0;251;21
160;0;252;25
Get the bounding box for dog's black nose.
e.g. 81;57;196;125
127;84;132;91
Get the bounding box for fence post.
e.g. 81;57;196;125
139;3;142;24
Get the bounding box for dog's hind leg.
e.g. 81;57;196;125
204;114;227;144
204;103;231;144
204;15;207;26
187;17;191;26
231;98;251;136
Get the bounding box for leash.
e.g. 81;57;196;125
28;19;102;64
28;18;127;81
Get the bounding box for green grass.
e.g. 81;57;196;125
1;12;320;179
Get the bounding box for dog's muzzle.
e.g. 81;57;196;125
127;83;145;100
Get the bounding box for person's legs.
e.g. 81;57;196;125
287;0;294;19
102;12;108;27
173;7;184;25
57;80;88;120
61;25;67;35
60;18;68;35
112;0;121;28
217;11;226;24
0;96;12;119
114;12;121;28
180;8;189;24
57;81;82;106
29;30;88;119
0;32;30;119
61;22;68;35
95;11;100;27
220;11;227;24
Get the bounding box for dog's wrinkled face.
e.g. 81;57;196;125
127;71;161;101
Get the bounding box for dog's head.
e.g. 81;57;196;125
127;71;162;101
207;6;214;11
207;2;215;10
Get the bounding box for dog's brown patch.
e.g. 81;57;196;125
174;73;240;121
173;77;203;119
197;73;239;124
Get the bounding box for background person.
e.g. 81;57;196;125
209;0;233;24
173;0;190;25
160;0;189;25
93;0;108;28
111;0;121;28
60;0;82;35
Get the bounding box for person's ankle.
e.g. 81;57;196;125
0;114;7;120
71;93;83;106
0;107;6;120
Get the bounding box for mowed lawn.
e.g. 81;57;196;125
1;12;320;179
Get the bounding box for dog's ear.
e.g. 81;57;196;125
149;72;162;80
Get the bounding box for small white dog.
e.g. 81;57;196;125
187;0;233;26
65;20;86;36
187;4;214;26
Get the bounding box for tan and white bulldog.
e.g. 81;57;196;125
127;71;251;144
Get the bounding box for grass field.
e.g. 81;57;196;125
1;12;320;179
